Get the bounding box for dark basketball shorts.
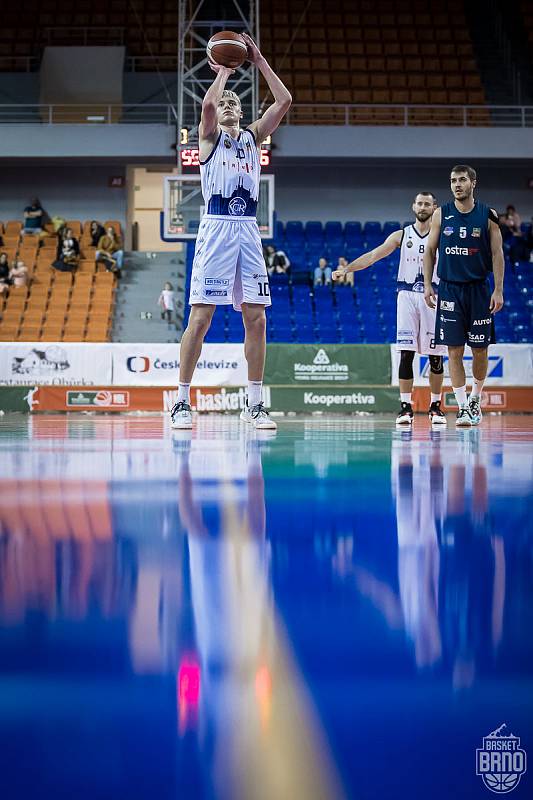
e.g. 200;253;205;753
435;279;496;348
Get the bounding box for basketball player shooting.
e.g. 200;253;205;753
170;33;292;430
333;193;447;426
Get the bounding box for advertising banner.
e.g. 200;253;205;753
0;386;35;412
412;386;533;413
265;344;390;385
390;344;533;387
26;384;533;413
31;385;397;413
0;343;112;386
111;343;247;387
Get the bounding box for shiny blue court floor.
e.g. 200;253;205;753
0;413;532;800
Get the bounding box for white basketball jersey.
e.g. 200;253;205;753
397;224;439;292
200;128;260;219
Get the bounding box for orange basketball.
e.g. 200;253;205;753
207;31;248;69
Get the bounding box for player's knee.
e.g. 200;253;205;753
187;308;213;337
243;309;266;336
429;355;443;375
398;350;415;380
447;345;464;361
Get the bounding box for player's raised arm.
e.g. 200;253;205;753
332;231;402;281
489;209;504;313
423;207;441;309
242;33;292;145
199;63;235;141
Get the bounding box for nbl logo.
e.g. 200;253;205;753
228;196;247;216
476;724;527;793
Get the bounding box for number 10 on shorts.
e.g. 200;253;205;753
257;281;270;297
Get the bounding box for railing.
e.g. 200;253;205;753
44;27;125;46
283;104;533;127
0;104;177;124
0;103;532;127
0;56;40;73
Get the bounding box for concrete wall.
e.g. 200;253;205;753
271;160;533;223
0;159;530;237
0;164;127;229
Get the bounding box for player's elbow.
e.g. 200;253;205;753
280;93;292;110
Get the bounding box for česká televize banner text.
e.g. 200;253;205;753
111;343;248;386
265;344;391;385
390;343;533;386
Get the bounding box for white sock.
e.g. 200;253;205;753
470;379;484;399
177;382;190;403
248;381;263;407
431;393;441;404
400;392;412;404
454;385;468;407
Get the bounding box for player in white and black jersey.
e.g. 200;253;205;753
171;33;291;431
333;193;448;426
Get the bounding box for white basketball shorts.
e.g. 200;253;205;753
189;216;271;311
396;290;447;355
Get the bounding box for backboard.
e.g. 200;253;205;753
162;174;275;241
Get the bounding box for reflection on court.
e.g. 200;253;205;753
0;414;532;800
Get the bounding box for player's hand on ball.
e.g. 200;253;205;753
424;285;437;309
241;33;262;63
489;289;504;313
208;60;235;76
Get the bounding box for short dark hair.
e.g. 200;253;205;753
415;191;437;203
451;164;476;181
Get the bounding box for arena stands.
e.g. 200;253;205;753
0;220;119;342
184;219;533;345
259;0;485;117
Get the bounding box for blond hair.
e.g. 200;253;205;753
221;89;241;106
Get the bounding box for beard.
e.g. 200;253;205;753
415;211;432;222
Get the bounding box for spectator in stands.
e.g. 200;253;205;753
52;227;80;272
501;206;529;265
22;197;44;235
0;253;10;295
9;259;28;288
158;281;176;325
506;205;522;228
264;244;290;276
89;220;105;247
97;226;124;276
333;256;354;287
314;256;332;286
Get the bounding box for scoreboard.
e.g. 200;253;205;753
179;128;272;167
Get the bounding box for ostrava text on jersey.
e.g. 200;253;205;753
437;201;492;282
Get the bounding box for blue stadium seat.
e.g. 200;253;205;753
363;221;382;237
304;221;324;244
345;221;362;240
383;221;401;237
274;220;285;240
325;221;343;240
286;221;304;240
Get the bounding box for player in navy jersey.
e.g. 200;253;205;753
333;192;447;426
170;34;291;430
423;165;504;427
